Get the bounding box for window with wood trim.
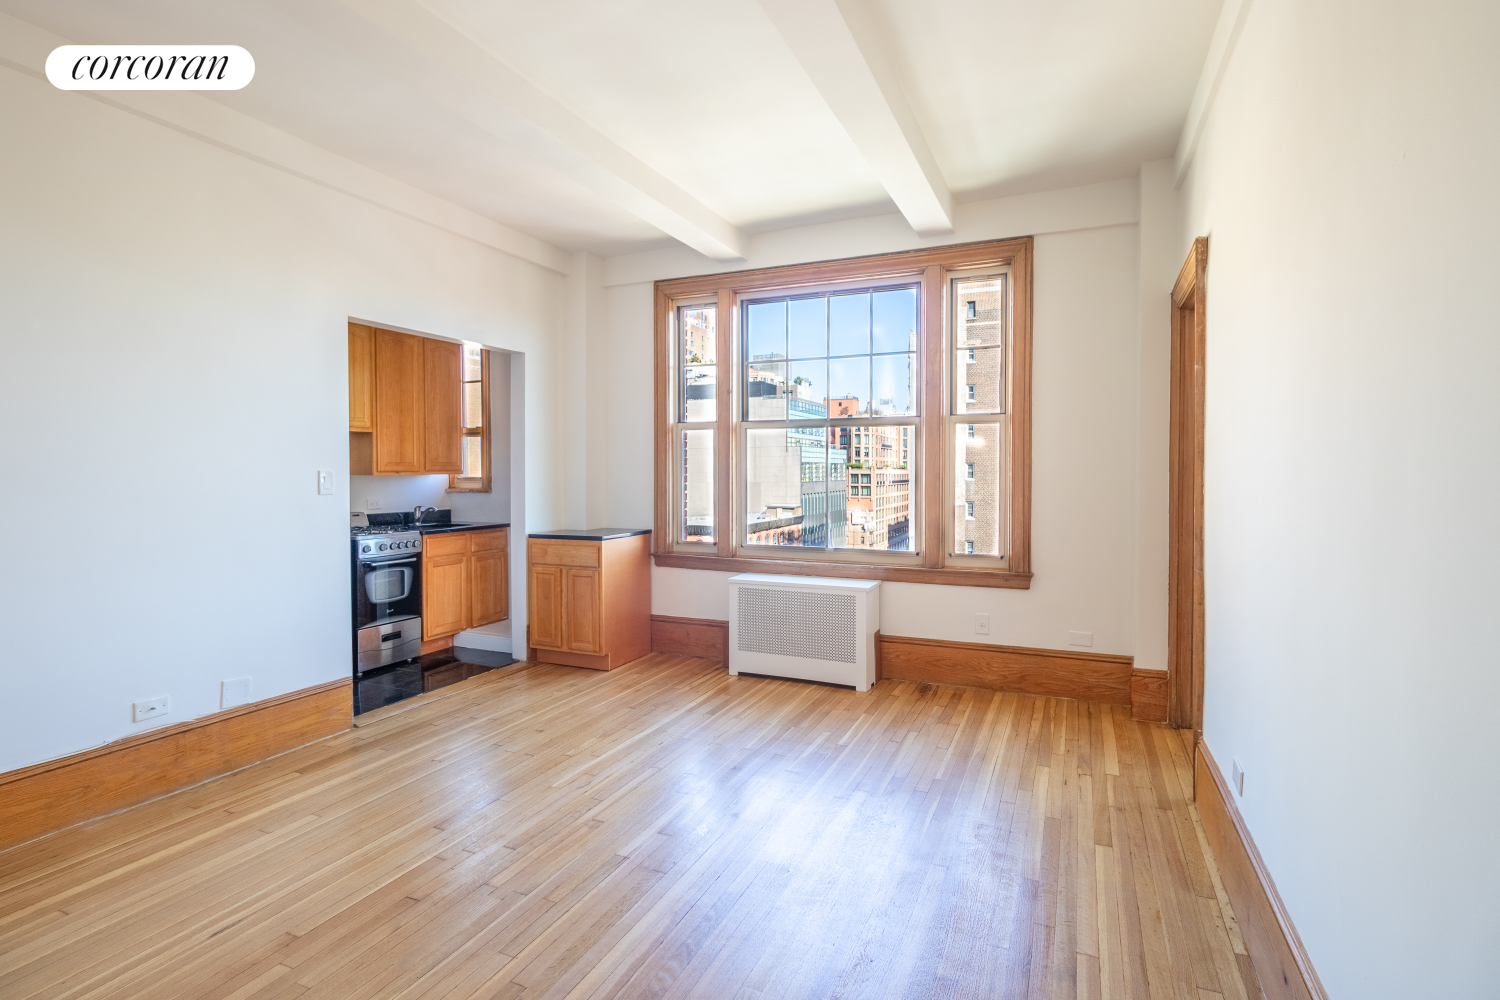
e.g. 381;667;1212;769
654;238;1033;589
448;343;491;493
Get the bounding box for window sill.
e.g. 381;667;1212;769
652;551;1033;589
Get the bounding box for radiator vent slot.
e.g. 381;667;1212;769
736;587;857;663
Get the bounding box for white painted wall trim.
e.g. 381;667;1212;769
0;10;572;275
1173;0;1256;187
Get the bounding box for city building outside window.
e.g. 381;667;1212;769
654;238;1033;588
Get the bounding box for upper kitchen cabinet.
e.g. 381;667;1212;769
372;328;424;473
348;323;374;432
422;338;463;474
349;323;468;476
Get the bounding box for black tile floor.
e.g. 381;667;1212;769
353;645;516;715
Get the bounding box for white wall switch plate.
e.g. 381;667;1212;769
974;613;990;635
222;677;252;709
1067;630;1094;647
133;696;169;723
317;469;335;495
366;497;382;510
1231;758;1246;797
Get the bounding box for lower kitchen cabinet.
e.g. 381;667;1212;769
526;531;650;670
422;528;509;641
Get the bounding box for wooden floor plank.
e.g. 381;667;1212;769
0;656;1260;1000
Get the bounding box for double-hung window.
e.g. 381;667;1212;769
654;238;1033;588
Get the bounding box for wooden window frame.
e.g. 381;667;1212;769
653;237;1034;589
447;348;491;494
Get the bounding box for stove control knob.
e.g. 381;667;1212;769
361;544;371;554
378;543;388;551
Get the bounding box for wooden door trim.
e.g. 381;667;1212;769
1168;237;1208;733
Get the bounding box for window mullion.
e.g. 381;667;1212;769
920;264;944;569
715;286;735;558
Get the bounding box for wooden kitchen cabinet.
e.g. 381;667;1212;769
372;327;424;474
468;529;509;627
350;324;464;476
422;528;510;641
348;323;374;432
526;531;650;671
422;338;463;474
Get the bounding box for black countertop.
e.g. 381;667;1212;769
527;527;651;541
352;514;509;538
418;521;509;536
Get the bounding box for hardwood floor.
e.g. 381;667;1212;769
0;654;1262;1000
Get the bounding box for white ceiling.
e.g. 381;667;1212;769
3;0;1223;258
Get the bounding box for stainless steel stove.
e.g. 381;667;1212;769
352;530;423;673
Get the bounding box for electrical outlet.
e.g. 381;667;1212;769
1067;630;1094;647
1231;758;1245;797
974;613;990;635
133;696;169;723
317;470;335;495
366;497;382;510
222;677;252;709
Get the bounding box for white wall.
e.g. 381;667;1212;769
0;66;568;772
1179;1;1500;996
595;179;1167;659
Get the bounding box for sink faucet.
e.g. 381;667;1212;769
413;505;435;525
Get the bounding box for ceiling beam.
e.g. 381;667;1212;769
0;10;572;273
757;0;953;237
276;0;747;261
1174;0;1256;187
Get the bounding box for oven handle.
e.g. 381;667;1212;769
363;557;418;566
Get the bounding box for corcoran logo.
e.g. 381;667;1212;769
45;45;255;91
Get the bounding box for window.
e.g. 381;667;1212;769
654;238;1032;588
448;342;491;493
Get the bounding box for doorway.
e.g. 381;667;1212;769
1168;237;1208;739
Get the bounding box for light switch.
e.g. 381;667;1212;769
366;497;382;510
1067;630;1094;647
317;470;335;495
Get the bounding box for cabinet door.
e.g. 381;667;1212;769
348;324;374;432
562;568;603;654
469;530;509;627
423;548;469;640
422;338;463;474
373;329;423;474
529;564;564;650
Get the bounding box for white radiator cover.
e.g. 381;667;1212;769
727;574;881;691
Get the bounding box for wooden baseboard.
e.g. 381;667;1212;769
878;633;1134;705
534;647;613;671
1130;668;1169;722
1196;742;1328;1000
650;615;729;661
0;678;351;853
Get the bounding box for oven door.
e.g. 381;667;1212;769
354;555;423;629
